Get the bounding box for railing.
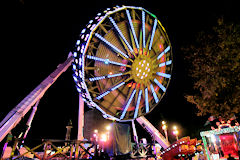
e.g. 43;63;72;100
1;138;96;160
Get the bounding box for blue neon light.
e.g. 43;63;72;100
110;82;125;91
142;11;146;48
156;72;171;79
126;10;139;49
89;76;106;82
95;33;129;58
148;19;158;51
154;78;166;92
158;60;172;67
145;88;149;113
96;91;110;100
150;84;159;103
109;17;133;52
107;73;123;78
87;55;127;66
120;89;136;119
157;46;170;60
134;90;142;118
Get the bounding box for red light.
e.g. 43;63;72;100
159;44;164;52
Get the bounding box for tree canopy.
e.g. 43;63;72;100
183;18;240;120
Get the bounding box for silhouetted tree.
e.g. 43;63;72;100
183;18;240;120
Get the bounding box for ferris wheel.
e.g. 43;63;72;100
72;6;173;121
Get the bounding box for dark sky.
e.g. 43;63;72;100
1;0;239;147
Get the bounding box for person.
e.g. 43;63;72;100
227;154;235;160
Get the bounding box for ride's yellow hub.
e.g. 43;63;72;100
131;54;155;84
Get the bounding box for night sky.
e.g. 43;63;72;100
1;0;239;148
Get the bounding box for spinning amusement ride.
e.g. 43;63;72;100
72;6;173;121
0;6;178;159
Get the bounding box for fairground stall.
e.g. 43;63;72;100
200;125;240;160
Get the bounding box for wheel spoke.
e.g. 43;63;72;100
156;72;171;79
134;89;142;119
150;84;159;103
144;87;149;113
148;19;158;51
158;60;172;67
142;10;146;49
86;55;128;67
109;17;133;53
89;73;123;82
96;81;126;100
94;33;129;59
126;9;139;49
120;89;136;119
154;78;166;92
157;46;170;60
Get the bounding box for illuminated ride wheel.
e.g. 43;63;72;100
72;6;173;121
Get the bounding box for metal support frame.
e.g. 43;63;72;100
0;53;73;142
23;100;40;140
136;116;170;149
131;120;139;144
78;94;84;140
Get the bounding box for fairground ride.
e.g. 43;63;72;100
0;5;173;159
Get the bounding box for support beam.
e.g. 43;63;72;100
78;94;84;140
0;53;73;142
136;116;170;149
23;100;40;140
131;120;138;144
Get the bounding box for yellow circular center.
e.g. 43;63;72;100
131;55;155;84
135;60;150;79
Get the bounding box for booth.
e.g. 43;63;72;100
200;126;240;160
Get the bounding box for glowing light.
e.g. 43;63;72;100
134;90;142;118
95;33;129;58
109;17;133;52
166;60;172;65
100;134;107;142
107;73;123;78
104;59;110;64
81;29;86;34
154;78;166;92
87;55;127;66
157;46;170;60
106;125;111;131
76;40;80;45
150;84;159;103
148;19;158;51
96;91;110;100
126;10;139;49
89;76;106;82
156;72;171;79
145;88;149;112
120;89;136;119
73;52;77;57
142;10;146;48
110;82;125;91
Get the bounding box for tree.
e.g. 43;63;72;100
183;18;240;120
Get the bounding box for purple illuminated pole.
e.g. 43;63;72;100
78;94;84;140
